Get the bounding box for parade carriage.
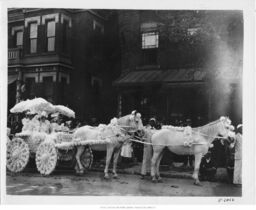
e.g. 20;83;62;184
6;98;93;175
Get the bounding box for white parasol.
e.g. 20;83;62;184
10;99;30;113
54;105;75;118
10;98;55;114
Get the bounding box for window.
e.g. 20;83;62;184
47;20;56;52
142;48;157;65
15;31;23;47
141;32;158;65
142;32;159;49
29;22;37;53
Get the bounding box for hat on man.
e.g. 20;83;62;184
149;117;156;122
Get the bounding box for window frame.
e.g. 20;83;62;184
46;19;56;52
29;22;38;54
141;31;159;65
141;31;159;49
15;30;23;48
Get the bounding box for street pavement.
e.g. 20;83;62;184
6;171;241;196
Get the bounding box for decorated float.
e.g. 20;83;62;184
6;98;93;175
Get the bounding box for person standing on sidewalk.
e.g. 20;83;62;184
140;118;157;179
233;124;242;185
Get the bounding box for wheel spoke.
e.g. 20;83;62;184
6;138;29;173
36;143;57;175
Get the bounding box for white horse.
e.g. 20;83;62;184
74;111;143;179
150;116;234;185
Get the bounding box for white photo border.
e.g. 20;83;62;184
0;0;255;205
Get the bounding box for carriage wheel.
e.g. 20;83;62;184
80;147;93;169
6;138;30;173
35;142;57;175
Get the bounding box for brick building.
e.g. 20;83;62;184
8;9;243;125
114;10;243;125
8;9;120;123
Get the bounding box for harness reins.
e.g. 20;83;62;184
127;119;232;147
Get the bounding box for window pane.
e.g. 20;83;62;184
48;37;55;51
30;39;37;53
142;32;159;49
16;31;23;46
47;21;55;37
143;48;157;65
30;23;37;38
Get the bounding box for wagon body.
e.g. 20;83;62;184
6;131;93;175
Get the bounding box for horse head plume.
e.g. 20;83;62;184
110;117;118;126
220;116;232;125
129;110;137;120
131;110;137;115
135;113;141;118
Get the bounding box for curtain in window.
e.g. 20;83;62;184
30;23;37;53
47;21;55;51
47;21;55;37
30;23;37;38
142;32;159;49
30;39;37;53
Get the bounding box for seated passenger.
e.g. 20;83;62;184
39;111;51;134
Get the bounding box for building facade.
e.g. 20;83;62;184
8;9;120;123
114;10;243;125
8;9;243;125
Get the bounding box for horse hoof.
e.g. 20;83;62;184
76;172;83;176
157;178;163;183
113;175;119;179
152;179;158;183
140;175;145;180
104;175;110;180
194;181;202;186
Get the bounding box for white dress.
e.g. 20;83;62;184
21;118;30;132
233;133;242;184
39;120;51;134
121;141;133;158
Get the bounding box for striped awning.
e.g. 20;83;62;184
113;68;206;86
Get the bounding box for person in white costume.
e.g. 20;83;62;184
39;111;51;134
21;111;38;132
233;124;242;185
31;115;40;132
140;118;157;179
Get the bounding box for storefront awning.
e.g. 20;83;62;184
8;74;17;85
113;68;206;86
113;70;163;86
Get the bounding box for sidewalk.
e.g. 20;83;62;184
91;161;232;183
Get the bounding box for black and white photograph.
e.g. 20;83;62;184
0;0;255;206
